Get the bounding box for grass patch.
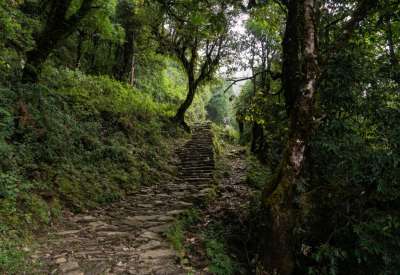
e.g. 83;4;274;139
0;227;35;274
167;208;200;255
167;208;239;274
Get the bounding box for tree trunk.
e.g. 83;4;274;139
76;31;85;69
261;1;319;274
114;30;135;81
129;53;136;86
88;35;100;73
251;122;263;153
22;46;52;83
384;9;399;84
174;77;196;131
22;0;95;83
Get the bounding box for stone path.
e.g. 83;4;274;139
177;122;214;184
33;123;215;275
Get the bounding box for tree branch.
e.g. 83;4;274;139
222;68;282;94
333;0;380;51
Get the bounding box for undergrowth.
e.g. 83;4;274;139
245;155;272;190
203;222;238;275
166;208;200;256
167;210;238;275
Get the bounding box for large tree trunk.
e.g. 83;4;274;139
75;30;86;69
22;0;94;83
113;0;137;84
251;122;263;153
174;77;196;131
22;0;70;83
114;30;135;82
261;0;319;274
384;7;399;84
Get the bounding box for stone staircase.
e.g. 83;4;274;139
177;122;215;184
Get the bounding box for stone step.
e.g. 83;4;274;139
182;161;214;166
180;148;212;151
180;168;214;172
178;151;213;155
181;163;214;167
181;174;214;179
181;169;214;173
180;170;214;175
181;178;213;183
179;157;213;161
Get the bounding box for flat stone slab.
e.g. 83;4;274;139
141;249;176;259
59;261;80;272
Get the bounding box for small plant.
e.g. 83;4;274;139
167;221;185;254
166;208;200;256
205;239;236;275
245;155;271;190
0;232;33;274
203;223;237;275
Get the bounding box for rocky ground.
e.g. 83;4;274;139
32;124;256;275
32;123;215;275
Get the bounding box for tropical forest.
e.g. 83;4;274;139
0;0;399;274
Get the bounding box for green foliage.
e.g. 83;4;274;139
167;207;238;275
299;29;400;274
167;208;200;255
203;223;237;275
234;80;287;166
245;155;271;190
0;235;32;274
0;1;36;82
206;85;233;126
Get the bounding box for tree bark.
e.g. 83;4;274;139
384;7;399;84
251;122;263;153
261;1;318;274
129;52;136;86
173;76;196;132
114;30;135;82
260;1;378;273
22;0;95;83
113;0;137;83
75;30;86;69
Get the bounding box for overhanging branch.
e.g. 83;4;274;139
223;68;282;94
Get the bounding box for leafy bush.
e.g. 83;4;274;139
0;69;182;240
298;47;400;275
203;223;237;275
245;155;271;190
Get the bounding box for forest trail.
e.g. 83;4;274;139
33;123;215;275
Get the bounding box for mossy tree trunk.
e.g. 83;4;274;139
173;76;197;131
22;0;95;83
261;1;379;274
383;0;399;84
261;0;319;274
113;0;137;84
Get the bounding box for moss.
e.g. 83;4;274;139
57;177;86;211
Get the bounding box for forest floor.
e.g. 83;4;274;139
31;123;255;275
